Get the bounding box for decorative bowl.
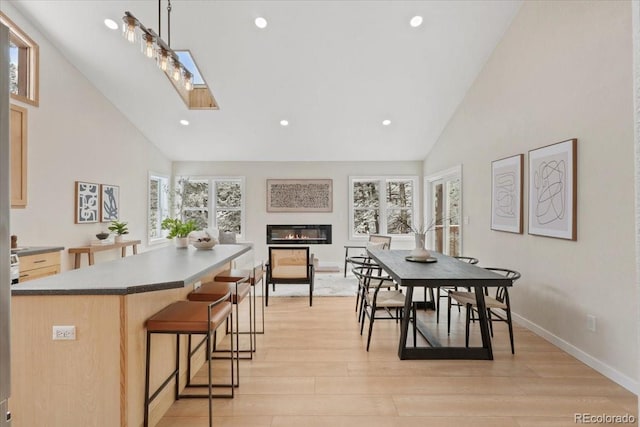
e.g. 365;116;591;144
192;240;216;250
96;232;110;240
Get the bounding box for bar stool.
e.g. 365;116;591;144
216;263;264;336
189;279;253;386
144;296;233;427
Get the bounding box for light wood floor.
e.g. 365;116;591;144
158;295;637;427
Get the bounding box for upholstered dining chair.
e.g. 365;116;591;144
447;267;521;354
266;246;315;306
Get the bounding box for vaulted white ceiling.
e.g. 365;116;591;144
9;0;521;161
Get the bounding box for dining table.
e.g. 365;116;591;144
366;248;513;360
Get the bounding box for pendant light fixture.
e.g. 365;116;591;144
121;0;194;92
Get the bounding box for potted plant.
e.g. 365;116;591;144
108;220;129;243
161;218;198;248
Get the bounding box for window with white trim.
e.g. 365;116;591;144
349;176;418;238
148;173;170;243
175;176;245;238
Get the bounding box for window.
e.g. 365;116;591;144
175;176;245;238
214;180;243;234
425;166;462;256
148;173;170;243
1;12;39;106
350;176;418;239
177;178;209;230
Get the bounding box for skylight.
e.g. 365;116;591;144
175;50;205;85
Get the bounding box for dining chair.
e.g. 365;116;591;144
343;234;392;276
434;256;479;323
353;265;416;351
347;255;385;322
265;246;314;306
447;267;521;354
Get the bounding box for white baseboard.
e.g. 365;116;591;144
512;312;639;395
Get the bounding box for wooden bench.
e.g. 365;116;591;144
68;240;141;269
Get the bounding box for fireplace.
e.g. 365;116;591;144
267;224;332;245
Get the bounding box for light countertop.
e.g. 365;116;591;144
11;244;251;296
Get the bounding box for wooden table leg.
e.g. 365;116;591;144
74;254;81;269
88;253;95;266
133;244;138;255
121;247;126;258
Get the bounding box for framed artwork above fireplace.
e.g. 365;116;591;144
266;179;333;212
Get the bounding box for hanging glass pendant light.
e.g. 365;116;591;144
156;46;169;71
141;31;155;59
121;2;199;93
171;57;182;82
183;69;194;91
122;13;138;44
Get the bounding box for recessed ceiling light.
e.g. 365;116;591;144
410;16;423;28
280;119;289;126
180;119;189;126
104;18;119;30
382;119;391;126
255;17;268;29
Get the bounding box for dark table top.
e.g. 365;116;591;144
367;249;512;288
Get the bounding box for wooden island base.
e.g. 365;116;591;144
10;244;251;427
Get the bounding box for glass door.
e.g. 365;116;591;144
425;167;461;256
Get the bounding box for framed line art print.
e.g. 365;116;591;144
100;184;119;222
491;154;523;234
528;138;577;240
75;181;99;223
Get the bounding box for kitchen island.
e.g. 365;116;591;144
10;243;251;427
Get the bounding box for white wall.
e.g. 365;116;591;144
424;1;637;390
3;3;172;271
173;161;421;264
632;0;640;411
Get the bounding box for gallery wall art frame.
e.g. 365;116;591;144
491;154;523;234
100;184;120;222
267;179;333;212
528;138;577;240
75;181;99;224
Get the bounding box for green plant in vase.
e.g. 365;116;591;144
108;220;129;243
161;218;198;248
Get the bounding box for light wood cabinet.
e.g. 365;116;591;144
10;104;27;208
19;251;60;282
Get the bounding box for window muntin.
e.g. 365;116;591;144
350;176;418;238
1;12;39;106
148;173;170;243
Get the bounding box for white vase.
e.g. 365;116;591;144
114;235;123;243
410;233;430;260
175;237;189;248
